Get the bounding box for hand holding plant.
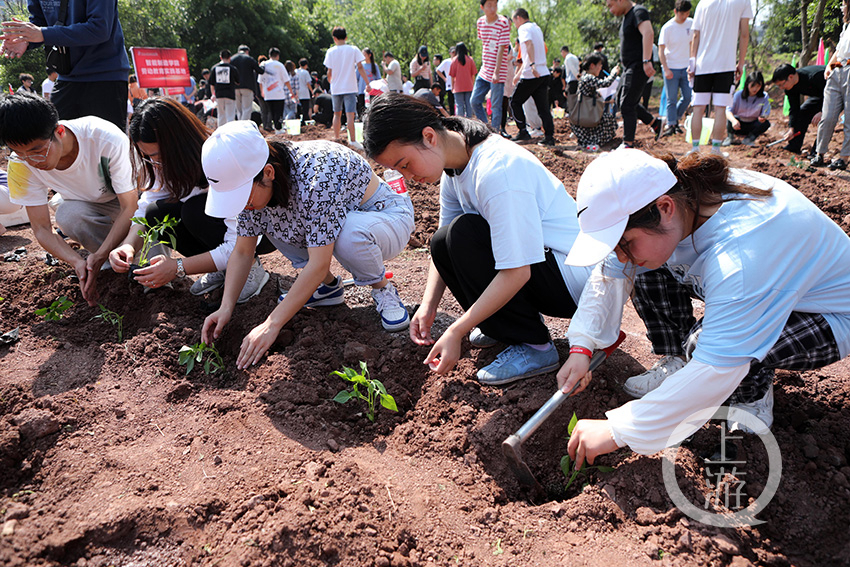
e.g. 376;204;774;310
131;215;180;267
560;413;615;491
332;361;398;422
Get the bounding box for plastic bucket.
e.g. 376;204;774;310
552;107;565;119
354;121;364;142
284;119;301;135
684;115;714;145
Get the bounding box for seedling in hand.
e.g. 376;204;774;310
332;361;398;422
131;214;180;267
35;296;73;321
560;412;615;491
93;304;124;342
178;342;224;375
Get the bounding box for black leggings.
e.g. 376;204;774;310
430;214;577;345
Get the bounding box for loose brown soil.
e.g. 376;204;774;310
2;107;850;567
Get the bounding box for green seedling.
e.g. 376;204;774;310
178;342;224;375
35;296;73;321
788;157;816;173
131;214;180;266
331;361;397;422
93;304;124;342
560;412;615;491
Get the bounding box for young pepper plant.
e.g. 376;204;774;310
332;361;398;422
131;214;180;267
178;342;224;375
35;296;73;321
93;304;124;342
560;412;615;491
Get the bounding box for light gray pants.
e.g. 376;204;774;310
54;198;121;253
217;98;237;126
235;89;254;121
816;65;850;157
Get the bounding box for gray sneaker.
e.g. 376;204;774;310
728;382;774;434
237;259;270;304
476;343;559;386
622;355;686;398
190;270;226;295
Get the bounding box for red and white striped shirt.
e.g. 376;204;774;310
477;14;511;83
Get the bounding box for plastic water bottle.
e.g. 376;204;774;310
383;169;410;199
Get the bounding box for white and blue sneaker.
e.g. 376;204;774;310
476;343;559;386
278;275;345;306
370;282;409;332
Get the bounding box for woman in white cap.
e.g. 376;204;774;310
201;121;414;370
363;93;593;386
558;148;850;469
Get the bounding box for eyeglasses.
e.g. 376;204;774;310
141;154;163;167
16;136;53;164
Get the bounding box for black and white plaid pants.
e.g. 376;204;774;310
633;269;841;403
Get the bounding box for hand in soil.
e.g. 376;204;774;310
567;418;620;470
557;353;593;395
107;243;135;273
201;308;232;344
237;319;280;369
409;305;436;345
132;255;174;288
423;329;462;374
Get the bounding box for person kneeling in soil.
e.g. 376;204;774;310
0;93;138;306
557;149;850;468
364;93;593;385
201;121;414;369
108;97;272;301
723;71;770;147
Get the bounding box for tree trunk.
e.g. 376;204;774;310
800;0;828;66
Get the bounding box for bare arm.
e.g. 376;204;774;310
737;18;750;81
638;20;655;79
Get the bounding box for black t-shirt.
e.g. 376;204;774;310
620;5;651;67
210;62;240;100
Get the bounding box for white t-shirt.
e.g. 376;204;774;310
385;59;403;91
517;21;550;79
563;52;580;82
402;80;414;95
692;0;753;75
836;23;850;62
439;135;591;303
658;17;693;70
260;59;291;101
41;77;55;97
436;58;453;91
295;68;312;99
323;43;365;95
8;117;134;207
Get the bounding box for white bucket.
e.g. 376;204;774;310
684;115;714;145
354;122;364;143
284;119;301;135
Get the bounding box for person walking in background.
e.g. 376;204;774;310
1;0;131;131
210;49;240;127
510;8;556;146
296;58;313;124
436;47;455;115
606;0;663;148
324;26;371;148
723;71;770;147
230;45;264;121
471;0;511;130
449;42;477;118
811;0;850;170
17;73;35;94
260;47;296;133
688;0;751;155
410;46;432;92
658;0;693;137
561;46;580;94
357;48;381;119
41;68;57;101
283;60;299;120
382;51;403;93
256;55;273;131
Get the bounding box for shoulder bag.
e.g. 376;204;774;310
567;88;603;128
44;0;72;76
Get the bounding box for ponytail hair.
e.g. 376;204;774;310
363;93;492;175
455;42;468;66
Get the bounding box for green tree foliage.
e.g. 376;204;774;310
119;0;184;52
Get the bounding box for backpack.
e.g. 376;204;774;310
567;89;603;128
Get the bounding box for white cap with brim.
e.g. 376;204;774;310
565;148;678;267
202;121;270;219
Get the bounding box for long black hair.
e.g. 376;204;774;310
252;140;296;208
455;42;469;66
741;70;765;102
363;48;379;79
363;93;492;176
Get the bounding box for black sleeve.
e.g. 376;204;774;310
232;65;241;86
634;5;651;26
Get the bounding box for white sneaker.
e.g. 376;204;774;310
190;270;226;295
370;282;409;331
237;258;270;304
469;327;498;348
348;140;364;151
728;383;774;434
622;355;686;398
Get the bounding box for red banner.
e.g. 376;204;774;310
130;47;191;89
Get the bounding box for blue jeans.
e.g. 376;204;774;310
454;91;473;118
663;68;691;126
470;76;505;128
266;182;414;285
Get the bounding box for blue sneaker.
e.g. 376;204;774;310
370;282;410;332
278;275;345;306
476;343;559;386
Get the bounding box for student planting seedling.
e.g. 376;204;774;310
127;214;179;279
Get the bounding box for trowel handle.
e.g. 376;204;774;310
513;331;626;444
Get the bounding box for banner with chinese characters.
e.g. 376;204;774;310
130;47;191;89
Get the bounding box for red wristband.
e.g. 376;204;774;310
569;346;592;358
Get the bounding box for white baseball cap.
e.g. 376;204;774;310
202;121;270;218
565;149;678;267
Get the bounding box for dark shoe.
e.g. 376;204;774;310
651;119;662;140
781;145;801;154
674;124;684;134
829;158;848;171
537;136;556;146
512;129;531;141
500;129;511;139
742;135;756;147
661;125;678;138
810;154;827;167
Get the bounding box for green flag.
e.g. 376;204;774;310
783;54;798;116
738;66;747;90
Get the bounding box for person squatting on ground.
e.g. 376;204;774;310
323;26;371;148
364;94;593;385
811;0;850;171
557;148;850;469
606;0;662;147
510;8;556;146
571;54;620;149
657;0;693;137
0;93;137;306
771;63;827;155
723;71;770;147
470;0;511;131
201;121;414;369
108;97;272;302
688;0;751;155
